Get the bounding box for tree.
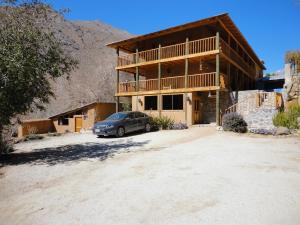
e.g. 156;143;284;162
0;0;78;153
285;51;300;75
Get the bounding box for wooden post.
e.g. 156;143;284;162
216;32;220;126
158;44;162;117
116;48;120;112
135;48;139;92
184;37;189;123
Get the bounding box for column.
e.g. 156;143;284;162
184;37;189;123
158;44;162;117
116;47;120;112
216;32;220;126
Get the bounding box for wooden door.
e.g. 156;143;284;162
193;98;202;124
75;117;83;132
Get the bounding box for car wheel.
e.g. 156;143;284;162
145;123;151;132
116;127;125;137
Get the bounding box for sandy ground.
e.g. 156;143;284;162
1;127;300;225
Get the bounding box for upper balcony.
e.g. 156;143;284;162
117;36;217;69
116;36;257;78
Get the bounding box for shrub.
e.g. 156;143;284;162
150;116;174;130
24;134;44;141
222;113;247;133
171;122;188;130
273;104;300;129
121;103;132;111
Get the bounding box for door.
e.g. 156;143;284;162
134;112;146;130
75;117;83;132
125;113;137;132
193;98;202;124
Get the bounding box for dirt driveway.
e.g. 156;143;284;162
1;127;300;225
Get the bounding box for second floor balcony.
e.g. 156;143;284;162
117;72;228;96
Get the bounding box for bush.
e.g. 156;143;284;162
273;104;300;129
222;113;247;133
121;103;132;111
150;116;174;130
24;134;44;141
171;122;188;130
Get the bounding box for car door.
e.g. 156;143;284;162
134;112;146;130
125;113;137;132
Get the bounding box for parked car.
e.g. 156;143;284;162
93;111;151;137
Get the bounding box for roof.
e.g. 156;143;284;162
107;13;265;69
49;101;114;119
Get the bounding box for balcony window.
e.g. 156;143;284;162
162;94;183;110
145;96;158;110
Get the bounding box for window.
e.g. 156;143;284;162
162;94;183;110
144;96;158;110
58;117;69;125
135;112;145;118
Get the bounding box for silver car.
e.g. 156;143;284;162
93;111;151;137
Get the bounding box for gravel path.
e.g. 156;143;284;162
1;128;300;225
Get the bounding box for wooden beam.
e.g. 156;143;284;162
115;86;220;97
116;48;120;112
158;44;162;117
185;37;189;123
216;32;220;126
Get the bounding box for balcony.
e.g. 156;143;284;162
117;36;257;79
117;72;227;96
117;36;217;68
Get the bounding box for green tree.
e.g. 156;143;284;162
0;0;78;153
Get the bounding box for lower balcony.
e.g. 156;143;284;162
117;72;227;96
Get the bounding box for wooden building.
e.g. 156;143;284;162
107;13;265;126
50;102;115;133
18;102;115;138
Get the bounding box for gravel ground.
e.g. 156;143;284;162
0;127;300;225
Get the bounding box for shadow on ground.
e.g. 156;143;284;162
0;139;149;167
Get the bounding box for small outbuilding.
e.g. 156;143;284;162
49;102;115;133
18;102;116;138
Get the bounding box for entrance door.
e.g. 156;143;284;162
75;117;83;132
193;97;202;124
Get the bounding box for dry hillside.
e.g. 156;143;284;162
26;12;132;118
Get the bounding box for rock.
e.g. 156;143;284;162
216;126;223;131
275;127;291;135
297;117;300;126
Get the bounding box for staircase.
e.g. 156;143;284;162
223;91;283;131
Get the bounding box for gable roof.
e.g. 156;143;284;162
107;13;265;69
49;102;114;119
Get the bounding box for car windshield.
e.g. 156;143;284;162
105;112;128;121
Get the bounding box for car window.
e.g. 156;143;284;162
135;112;145;118
128;113;135;119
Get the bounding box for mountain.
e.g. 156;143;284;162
26;12;133;118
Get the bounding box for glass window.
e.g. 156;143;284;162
144;96;158;110
135;112;145;118
162;94;183;110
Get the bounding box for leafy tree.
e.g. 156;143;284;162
0;0;78;153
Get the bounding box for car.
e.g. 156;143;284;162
93;111;152;137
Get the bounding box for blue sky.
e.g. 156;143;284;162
49;0;300;73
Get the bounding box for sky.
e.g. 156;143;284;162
48;0;300;74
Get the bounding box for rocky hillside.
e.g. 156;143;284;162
27;13;132;118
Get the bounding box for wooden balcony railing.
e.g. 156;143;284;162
118;72;227;94
220;39;256;76
117;36;217;67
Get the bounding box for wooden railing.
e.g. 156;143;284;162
117;36;217;67
118;72;228;94
220;39;256;76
